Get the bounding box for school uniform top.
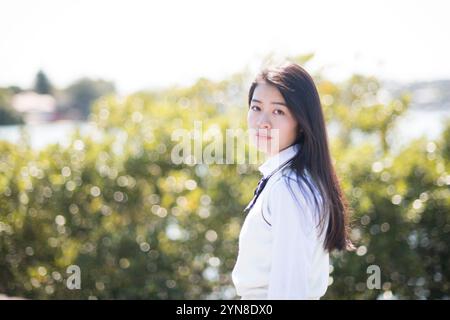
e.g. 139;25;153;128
231;143;330;300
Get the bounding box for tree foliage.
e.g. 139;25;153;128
0;56;448;299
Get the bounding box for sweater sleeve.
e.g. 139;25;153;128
266;177;318;299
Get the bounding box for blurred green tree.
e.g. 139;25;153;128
34;70;53;95
0;55;448;299
0;88;24;125
65;78;116;119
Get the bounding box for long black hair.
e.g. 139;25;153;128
248;62;353;252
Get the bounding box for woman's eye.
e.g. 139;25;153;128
250;106;260;111
274;109;285;115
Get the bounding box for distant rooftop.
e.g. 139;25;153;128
12;91;56;113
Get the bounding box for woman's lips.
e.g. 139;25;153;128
256;134;272;140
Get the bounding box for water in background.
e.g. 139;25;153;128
0;109;449;151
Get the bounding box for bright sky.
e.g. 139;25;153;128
1;0;449;95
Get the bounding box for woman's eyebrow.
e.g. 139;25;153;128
251;98;287;106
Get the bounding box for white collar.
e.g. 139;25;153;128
258;143;301;178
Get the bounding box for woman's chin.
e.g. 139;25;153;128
254;139;279;155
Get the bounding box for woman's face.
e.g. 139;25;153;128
248;82;299;156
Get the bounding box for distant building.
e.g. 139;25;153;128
11;91;58;123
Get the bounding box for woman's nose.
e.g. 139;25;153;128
257;114;271;129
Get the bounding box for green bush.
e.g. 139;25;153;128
0;58;449;299
0;88;24;125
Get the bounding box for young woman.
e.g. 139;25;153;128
232;62;353;300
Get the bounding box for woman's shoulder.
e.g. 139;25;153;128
268;166;317;196
264;167;324;220
262;170;323;237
